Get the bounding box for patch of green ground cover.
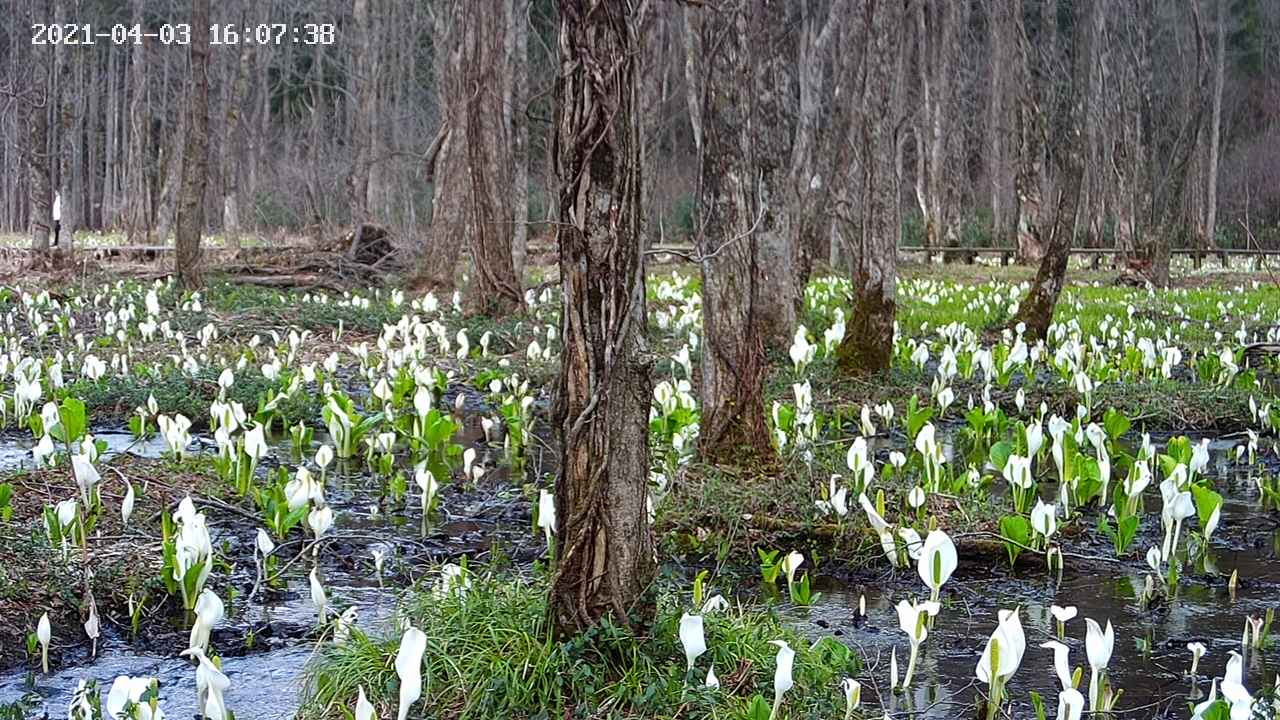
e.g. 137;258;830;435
197;282;409;334
303;572;859;720
654;458;883;571
62;363;322;428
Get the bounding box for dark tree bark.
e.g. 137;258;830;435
690;0;782;462
550;0;654;635
835;0;901;376
174;0;211;288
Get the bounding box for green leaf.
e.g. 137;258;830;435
989;441;1014;472
58;396;87;445
1192;484;1223;530
1103;408;1131;441
1029;691;1047;720
998;515;1032;567
1116;516;1139;555
745;695;771;720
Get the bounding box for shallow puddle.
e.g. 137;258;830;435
786;441;1280;718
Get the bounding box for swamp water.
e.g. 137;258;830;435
2;428;1278;719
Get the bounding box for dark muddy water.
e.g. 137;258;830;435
784;440;1280;718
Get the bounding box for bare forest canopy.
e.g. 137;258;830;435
0;0;1278;261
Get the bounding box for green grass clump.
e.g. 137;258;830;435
302;572;859;720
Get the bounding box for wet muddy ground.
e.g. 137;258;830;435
1;411;1278;719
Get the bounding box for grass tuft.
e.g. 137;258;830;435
302;571;860;719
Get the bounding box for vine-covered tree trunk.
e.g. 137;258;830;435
550;0;654;636
691;0;781;462
836;0;901;376
174;0;210;289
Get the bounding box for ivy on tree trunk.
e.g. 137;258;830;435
549;0;655;636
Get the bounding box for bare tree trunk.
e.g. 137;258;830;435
462;0;522;316
1014;0;1052;264
1205;0;1226;264
1014;0;1090;340
550;0;654;636
914;0;968;256
53;0;74;253
26;4;53;254
347;0;375;227
692;0;781;462
221;25;253;252
836;0;901;376
509;0;531;282
987;0;1016;253
174;0;211;289
789;0;841;303
410;2;468;294
125;0;149;242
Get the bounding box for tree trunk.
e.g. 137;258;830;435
789;0;841;308
1014;0;1051;264
462;0;522;316
1014;187;1074;341
125;0;149;242
509;0;531;282
1013;0;1090;340
987;0;1017;254
914;0;968;258
27;31;53;253
221;25;253;252
53;0;74;253
410;2;469;295
835;0;901;376
550;0;654;635
174;0;211;289
692;0;781;462
1205;0;1226;264
347;0;376;227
